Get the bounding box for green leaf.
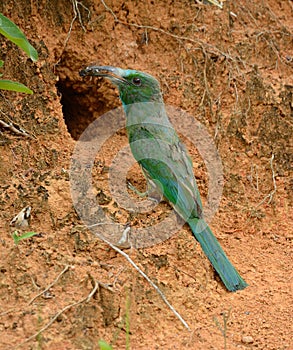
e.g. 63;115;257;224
0;79;33;93
0;13;38;61
0;60;3;67
98;340;113;350
12;231;38;245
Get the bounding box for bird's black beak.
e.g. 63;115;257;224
79;65;127;85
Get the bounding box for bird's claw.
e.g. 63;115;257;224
127;181;148;198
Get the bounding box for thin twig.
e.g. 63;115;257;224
87;272;114;293
100;0;118;21
55;0;90;65
199;45;213;116
95;233;191;331
255;154;277;208
75;0;91;31
63;0;81;49
14;279;102;349
0;119;33;138
267;154;277;204
0;308;21;317
100;0;233;61
196;0;223;9
28;265;71;305
85;279;100;301
249;164;259;192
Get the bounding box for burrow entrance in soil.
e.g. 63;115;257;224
56;61;114;140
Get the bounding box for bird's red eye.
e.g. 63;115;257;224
132;77;141;86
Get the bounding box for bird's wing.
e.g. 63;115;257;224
128;123;203;220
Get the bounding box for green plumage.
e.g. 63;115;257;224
80;65;248;292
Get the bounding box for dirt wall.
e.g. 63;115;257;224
0;1;292;349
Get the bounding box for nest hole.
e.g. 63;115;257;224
56;73;113;140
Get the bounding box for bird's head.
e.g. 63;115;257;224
80;65;163;105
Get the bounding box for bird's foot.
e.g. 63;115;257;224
127;182;162;204
127;181;148;197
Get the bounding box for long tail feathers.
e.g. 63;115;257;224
188;218;248;292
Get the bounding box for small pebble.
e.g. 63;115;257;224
242;335;254;344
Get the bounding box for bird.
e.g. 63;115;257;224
79;65;248;292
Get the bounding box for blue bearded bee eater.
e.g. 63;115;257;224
79;65;248;292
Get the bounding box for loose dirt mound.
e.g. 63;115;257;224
0;1;292;349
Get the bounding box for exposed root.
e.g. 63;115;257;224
14;278;108;349
28;265;71;305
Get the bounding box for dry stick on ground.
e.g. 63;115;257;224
28;265;71;305
88;223;191;331
0;308;22;317
198;44;214;118
14;279;107;349
0;119;33;138
255;154;277;208
249;163;259;192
